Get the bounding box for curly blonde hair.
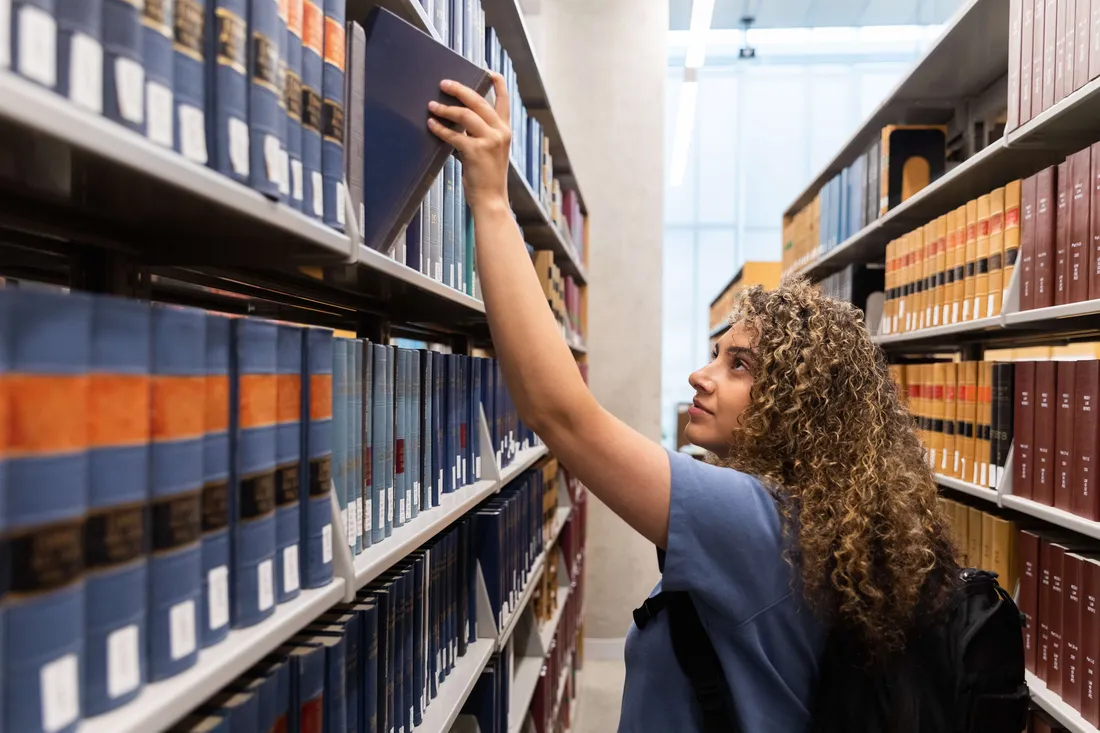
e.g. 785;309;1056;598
720;278;958;656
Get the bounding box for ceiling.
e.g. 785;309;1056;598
668;0;964;30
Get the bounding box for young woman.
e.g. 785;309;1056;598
428;75;959;732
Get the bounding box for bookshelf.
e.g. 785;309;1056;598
0;0;590;730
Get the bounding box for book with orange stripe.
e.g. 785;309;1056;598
4;289;90;733
300;327;334;589
275;324;303;604
201;312;232;648
148;303;204;682
85;296;149;715
229;318;278;628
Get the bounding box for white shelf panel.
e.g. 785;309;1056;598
1004;298;1100;325
500;444;549;488
498;552;547;649
508;655;546;733
1027;671;1100;733
79;580;346;733
418;637;497;733
935;474;999;504
873;315;1003;346
538;586;572;654
353;479;499;590
1001;495;1100;541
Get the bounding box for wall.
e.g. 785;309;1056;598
524;0;667;642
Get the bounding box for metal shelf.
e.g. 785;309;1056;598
934;474;999;505
1001;495;1100;542
418;637;498;732
509;163;588;283
508;655;546;733
497;552;546;649
538;584;572;655
1026;671;1100;733
873;315;1003;349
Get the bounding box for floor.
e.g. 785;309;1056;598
575;659;627;733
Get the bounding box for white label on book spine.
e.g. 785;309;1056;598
106;624;140;699
932;305;940;327
353;498;361;543
292;159;304;201
178;105;208;163
962;299;971;322
462;457;467;484
312;171;323;216
229;116;249;175
321;523;333;564
399;495;405;524
363;496;372;535
406;487;412;516
435;262;442;281
146;80;173;147
413;481;420;506
258;558;274;612
169;599;197;661
336;181;346;225
17;6;55;87
69;33;102;112
278;149;290;196
388;485;395;522
283;545;300;594
340;507;349;542
115;56;144;123
988;293;996;317
0;0;11;68
438;470;443;490
475;456;481;477
264;133;282;187
208;565;229;630
356;497;364;539
40;653;78;733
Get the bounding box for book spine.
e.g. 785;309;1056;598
173;0;207;163
361;604;378;733
1076;360;1100;520
345;341;358;553
1036;360;1057;505
148;304;203;682
403;569;414;729
275;324;302;603
411;351;421;517
385;345;395;536
1021;530;1041;673
1007;182;1023;308
1072;148;1092;302
285;0;303;208
57;0;103;111
1057;0;1069;104
206;0;248;181
371;344;385;544
1057;359;1077;510
201;312;231;647
1022;173;1039;310
318;0;344;229
84;296;148;716
299;328;333;589
1051;543;1068;692
351;341;361;550
361;339;372;550
103;0;144;130
1077;0;1091;89
976;195;991;319
294;644;326;733
247;0;281;197
333;339;347;549
433;353;443;506
406;209;422;272
1057;160;1071;305
1016;361;1037;500
964;201;977;321
444;157;456;289
421;351;433;510
1037;166;1057;308
1087;559;1100;725
1035;0;1047;117
395;348;408;527
429;173;443;282
1067;553;1085;709
413;559;425;726
1092;0;1100;80
142;0;174;147
275;0;289;202
300;0;322;218
998;363;1016;486
1092;142;1100;300
1023;0;1035;123
230;318;278;629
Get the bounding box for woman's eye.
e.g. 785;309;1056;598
733;358;749;372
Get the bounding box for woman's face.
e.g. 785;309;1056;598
685;323;756;456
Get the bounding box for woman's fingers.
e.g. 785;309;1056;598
428;100;492;137
427;117;470;150
440;79;504;130
490;72;509;127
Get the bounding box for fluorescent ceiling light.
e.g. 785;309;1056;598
669;75;699;187
684;0;715;68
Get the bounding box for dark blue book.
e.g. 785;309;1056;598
475;507;504;628
446;529;456;670
300;327;334;589
370;343;385;544
394;348;407;527
205;0;249;182
373;584;396;733
384;345;395;534
300;0;323;218
201;689;260;731
358;601;379;733
332;339;347;551
429;173;443;281
320;0;345;230
405;209;422;271
455;523;467;658
409;350;420;517
142;0;174;148
229;318;278;628
459;355;468;486
392;573;407;733
275;0;290;202
307;617;358;733
84;296;149;716
170;713;231;731
103;0;144;130
275;324;303;604
401;566;414;730
360;7;491;253
285;642;326;732
248;0;282;197
285;0;304;208
361;339;373;550
411;555;425;725
450;354;459;490
228;674;273;733
455;160;465;293
348;341;360;554
173;0;208;162
419;350;433;511
428;541;440;699
57;0;103;111
148;304;204;683
465;520;477;644
2;289;88;733
432;352;443;506
443;157;455;288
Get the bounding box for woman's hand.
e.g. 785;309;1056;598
427;72;511;213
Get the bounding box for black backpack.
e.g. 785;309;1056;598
633;555;1030;733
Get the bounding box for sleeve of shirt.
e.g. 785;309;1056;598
661;448;792;626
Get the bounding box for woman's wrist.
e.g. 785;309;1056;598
470;194;512;221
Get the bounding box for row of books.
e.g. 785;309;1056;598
816;263;885;327
781;125;947;276
1005;0;1100;133
530;578;581;733
532;251;584;343
894;361;1015;490
938;499;1019;602
880;180;1022;335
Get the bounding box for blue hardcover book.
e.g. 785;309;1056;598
201;313;231;649
443;157;456;288
475;508;503;627
429;174;443;281
432;352;444;502
465;522;476;644
419;350;433;511
390;575;406;733
352;341;362;554
300;0;323;218
411;557;425;726
103;0;144;129
206;0;249;181
446;530;456;670
284;0;304;208
229;318;278;628
401;567;414;729
460;356;468;486
405;209;422;271
370;343;385;544
285;642;326;731
450;354;459;490
372;584;394;733
394;348;407;528
449;0;461;53
320;0;345;229
228;674;273;733
404;350;416;520
455;160;465;293
248;0;282;197
307;617;358;733
438;354;450;496
143;0;175;148
426;543;438;699
409;350;420;517
332;339;347;551
455;524;467;657
57;0;103;111
275;0;289;202
300;327;333;589
346;340;359;554
2;290;88;733
361;340;373;550
173;0;207;162
275;325;303;604
201;689;259;731
385;345;396;533
264;656;291;732
84;296;149;716
147;304;204;683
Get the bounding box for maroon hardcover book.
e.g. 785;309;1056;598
1091;143;1100;300
1049;541;1067;691
1071;147;1092;303
1066;0;1078;97
1092;0;1100;79
1057;360;1077;511
1021;529;1042;673
1058;158;1072;304
1037;166;1057;308
1036;0;1049;116
1057;0;1069;104
1010;0;1025;131
1066;552;1085;708
1041;537;1056;681
1023;173;1039;310
1036;360;1058;506
1023;0;1036;124
1046;0;1060;109
1076;0;1091;90
1017;361;1037;501
1074;360;1100;520
1084;557;1100;725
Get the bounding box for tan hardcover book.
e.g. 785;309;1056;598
968;507;985;570
992;516;1019;593
982;361;995;487
962;361;979;481
935;215;949;327
932;362;946;467
943;362;959;476
964;199;979;321
883;240;894;333
910;230;922;333
989;187;1007;317
954;501;970;564
976;194;992;320
1005;180;1022;303
982;511;995;571
955;205;969;323
945;208;958;324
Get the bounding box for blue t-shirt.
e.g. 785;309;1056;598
619;449;826;732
